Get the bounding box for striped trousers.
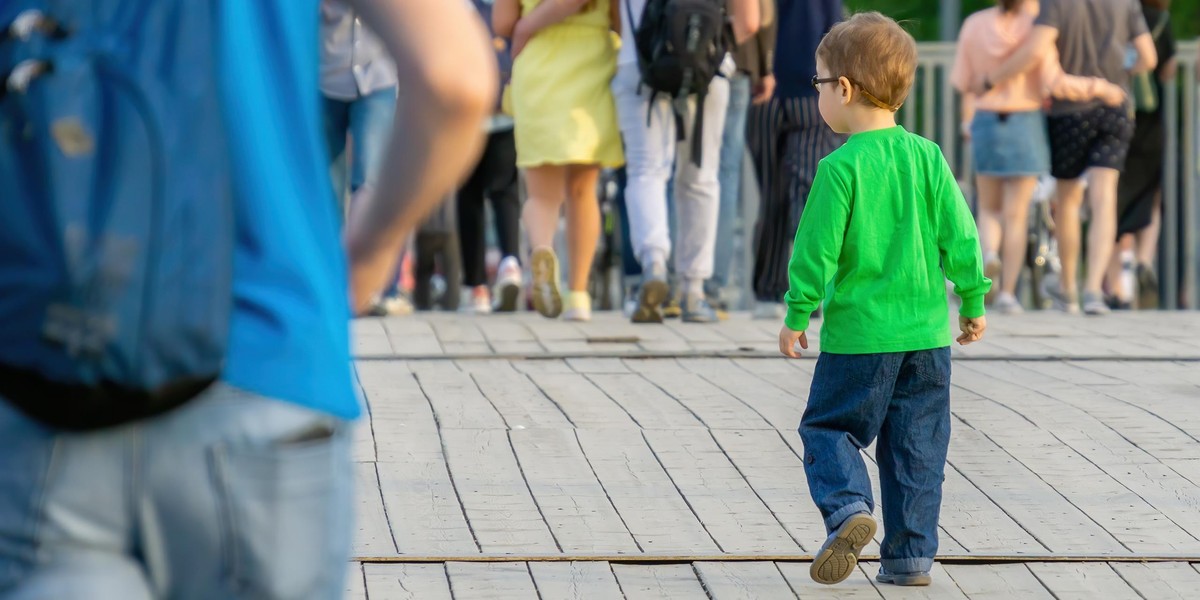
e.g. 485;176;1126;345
747;96;844;302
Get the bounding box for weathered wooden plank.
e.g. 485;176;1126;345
528;562;625;600
382;318;443;356
354;463;396;557
428;318;487;345
777;562;883;599
363;564;452;600
354;362;442;463
566;358;630;374
625;360;774;430
941;564;1053;599
529;321;592;353
509;428;640;553
954;365;1200;552
576;429;719;553
859;563;970;599
446;562;538;600
409;362;507;430
525;373;639;428
1026;563;1141;600
679;358;804;431
351;318;393;356
611;564;709;600
643;429;801;553
375;458;478;554
1110;562;1200;599
453;360;573;430
712;429;832;554
345;563;366;600
441;429;558;553
351;419;377;464
945;424;1125;554
585;373;705;429
694;561;798;599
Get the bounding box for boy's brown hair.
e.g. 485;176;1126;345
816;12;918;112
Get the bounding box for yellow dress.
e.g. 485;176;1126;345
508;0;625;168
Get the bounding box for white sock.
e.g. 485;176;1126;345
683;278;704;299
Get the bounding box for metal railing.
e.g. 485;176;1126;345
904;41;1199;309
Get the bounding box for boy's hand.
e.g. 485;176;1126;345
778;327;808;358
957;315;987;345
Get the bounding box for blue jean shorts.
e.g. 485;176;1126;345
970;110;1051;177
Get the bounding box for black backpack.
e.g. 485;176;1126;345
626;0;729;165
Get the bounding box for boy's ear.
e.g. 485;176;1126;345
837;76;854;106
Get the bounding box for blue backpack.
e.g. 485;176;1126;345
0;1;234;430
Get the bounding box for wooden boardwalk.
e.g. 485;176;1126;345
345;311;1200;599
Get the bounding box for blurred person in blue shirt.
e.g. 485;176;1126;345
0;1;494;598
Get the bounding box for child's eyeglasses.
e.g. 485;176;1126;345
810;75;901;112
811;76;840;91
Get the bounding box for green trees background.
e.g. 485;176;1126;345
845;0;1199;41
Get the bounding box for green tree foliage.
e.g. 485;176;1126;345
844;0;1198;41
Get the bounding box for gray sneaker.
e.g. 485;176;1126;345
632;264;669;324
876;568;933;586
1081;290;1111;316
681;294;718;323
991;292;1024;315
1040;275;1080;314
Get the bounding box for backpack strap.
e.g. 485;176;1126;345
689;88;705;166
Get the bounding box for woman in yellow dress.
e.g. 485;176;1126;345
494;0;625;322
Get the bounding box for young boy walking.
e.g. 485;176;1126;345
776;12;990;587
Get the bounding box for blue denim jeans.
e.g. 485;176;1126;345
799;348;952;574
709;73;751;294
322;87;397;206
0;384;354;599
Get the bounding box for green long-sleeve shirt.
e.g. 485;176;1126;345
784;126;990;354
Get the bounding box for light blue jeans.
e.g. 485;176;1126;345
322;86;397;206
0;384;353;599
709;73;752;295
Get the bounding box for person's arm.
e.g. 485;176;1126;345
493;0;521;38
1130;32;1158;75
510;0;595;56
935;153;990;321
730;0;761;45
1160;56;1178;82
344;0;496;314
782;161;850;334
974;24;1058;93
959;92;975;141
609;0;620;35
1039;48;1125;105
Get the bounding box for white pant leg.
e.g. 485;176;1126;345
673;73;730;281
613;63;675;267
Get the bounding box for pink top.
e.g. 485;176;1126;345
951;4;1106;112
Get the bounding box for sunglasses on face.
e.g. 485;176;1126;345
810;75;900;112
811;75;840;91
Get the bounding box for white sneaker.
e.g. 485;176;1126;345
493;256;522;313
563;291;592;322
992;292;1024;315
470;286;492;315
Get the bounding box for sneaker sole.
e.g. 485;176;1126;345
810;513;876;585
495;282;521;313
876;572;933;586
632;280;669;324
530;249;562;319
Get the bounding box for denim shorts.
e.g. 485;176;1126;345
970;110;1051;177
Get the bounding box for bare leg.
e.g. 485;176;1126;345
975;176;1004;260
1083;168;1120;295
523;166;567;250
1053;178;1086;300
1000;177;1037;296
564;165;601;293
1136;191;1163;267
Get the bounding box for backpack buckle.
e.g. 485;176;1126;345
6;10;68;42
5;59;51;95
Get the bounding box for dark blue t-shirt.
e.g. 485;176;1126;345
216;0;358;419
774;0;843;100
